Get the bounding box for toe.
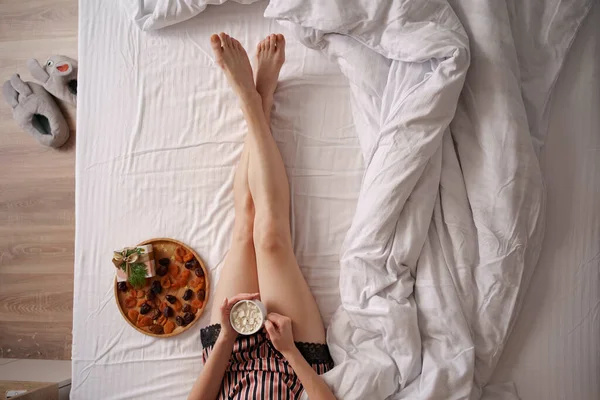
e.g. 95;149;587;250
232;37;241;49
211;34;224;60
225;34;233;48
276;34;285;49
211;34;222;49
269;34;277;50
218;32;228;47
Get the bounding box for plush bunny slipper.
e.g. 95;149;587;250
2;74;70;148
27;55;77;107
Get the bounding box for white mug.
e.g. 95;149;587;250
230;299;267;335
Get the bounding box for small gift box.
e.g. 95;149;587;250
112;245;156;286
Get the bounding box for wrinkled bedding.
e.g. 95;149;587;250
263;0;593;398
122;0;262;31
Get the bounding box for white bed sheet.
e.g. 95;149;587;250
490;3;600;399
72;1;360;398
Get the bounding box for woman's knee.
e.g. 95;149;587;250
253;217;291;253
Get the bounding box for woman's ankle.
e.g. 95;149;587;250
261;96;274;123
238;89;262;107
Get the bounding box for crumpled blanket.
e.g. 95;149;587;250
262;0;593;398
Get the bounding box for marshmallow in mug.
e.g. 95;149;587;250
230;300;266;335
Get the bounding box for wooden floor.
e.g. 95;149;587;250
0;0;78;360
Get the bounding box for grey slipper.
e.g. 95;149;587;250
2;74;70;148
27;55;77;107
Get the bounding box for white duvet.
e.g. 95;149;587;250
122;0;593;399
268;0;593;398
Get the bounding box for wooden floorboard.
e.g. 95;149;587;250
0;0;77;360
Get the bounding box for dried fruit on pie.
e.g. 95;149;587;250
160;276;171;289
118;281;128;292
124;296;137;309
179;269;191;281
127;310;139;322
156;264;168;277
168;264;179;277
117;240;208;336
165;295;176;304
173;300;182;312
191;299;203;310
137;316;153;327
187;305;198;314
182;289;193;301
184;260;197;270
151;280;162;294
183;312;194;325
190;277;205;292
158;258;170;267
140;303;151;315
164;321;175;334
148;324;164;334
163;305;173;318
175;247;186;262
150;309;161;320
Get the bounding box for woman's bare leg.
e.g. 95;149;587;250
210;33;326;343
209;34;283;323
209;143;259;324
209;33;260;323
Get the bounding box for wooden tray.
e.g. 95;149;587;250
114;238;210;337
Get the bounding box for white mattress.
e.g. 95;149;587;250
490;3;600;399
72;1;599;399
72;1;360;398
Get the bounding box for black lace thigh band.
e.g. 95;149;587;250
200;323;333;365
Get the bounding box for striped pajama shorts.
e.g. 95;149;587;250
201;324;334;400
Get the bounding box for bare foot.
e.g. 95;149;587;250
255;34;286;116
211;32;258;102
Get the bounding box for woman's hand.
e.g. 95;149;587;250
188;293;260;400
219;293;260;342
264;313;296;355
265;313;337;399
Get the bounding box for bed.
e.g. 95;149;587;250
72;1;359;398
71;0;599;399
